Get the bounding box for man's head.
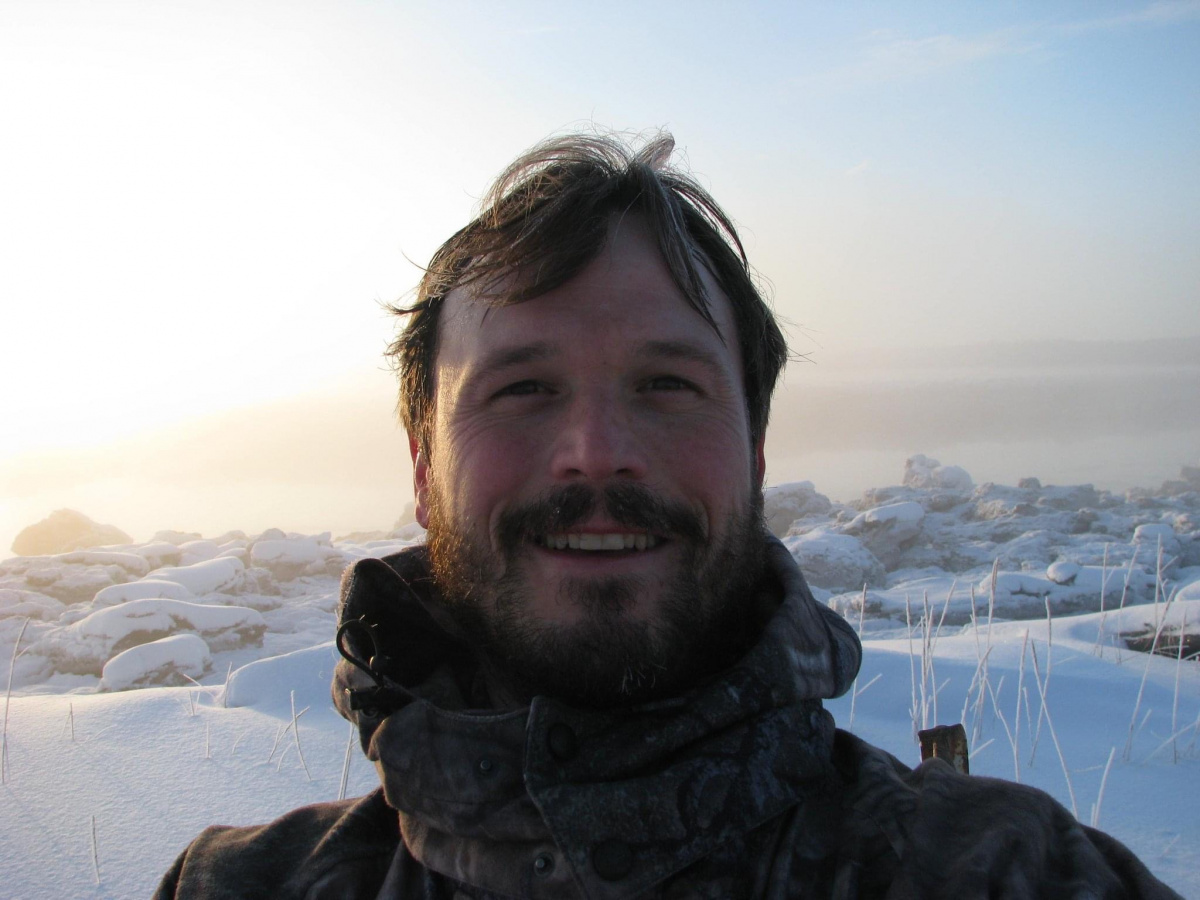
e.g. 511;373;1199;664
387;133;789;706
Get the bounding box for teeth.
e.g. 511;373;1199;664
542;533;660;551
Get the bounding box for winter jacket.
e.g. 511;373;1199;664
154;538;1182;899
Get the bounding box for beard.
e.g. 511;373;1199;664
425;479;768;709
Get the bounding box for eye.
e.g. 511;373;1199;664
645;375;698;392
493;380;548;398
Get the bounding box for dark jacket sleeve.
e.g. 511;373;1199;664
152;789;400;900
833;730;1184;899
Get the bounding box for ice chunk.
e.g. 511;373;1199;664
1132;523;1180;555
902;455;974;491
54;550;149;577
100;634;212;691
763;481;833;536
224;642;339;711
844;501;925;569
0;588;65;621
92;579;196;609
782;530;885;592
32;598;265;676
149;557;246;595
178;540;221;565
251;536;345;579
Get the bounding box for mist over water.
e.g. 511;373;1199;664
2;338;1197;555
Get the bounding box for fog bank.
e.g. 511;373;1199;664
2;339;1197;554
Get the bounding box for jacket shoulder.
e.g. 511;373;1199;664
153;789;399;900
830;729;1183;899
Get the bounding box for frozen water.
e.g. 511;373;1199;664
0;458;1197;897
100;633;212;691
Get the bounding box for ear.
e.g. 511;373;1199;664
409;433;430;529
754;434;766;489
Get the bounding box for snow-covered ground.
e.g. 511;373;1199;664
2;458;1198;897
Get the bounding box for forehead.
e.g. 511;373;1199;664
435;216;741;368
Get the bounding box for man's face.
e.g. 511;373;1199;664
413;215;768;706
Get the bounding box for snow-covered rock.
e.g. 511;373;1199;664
828;574;974;625
1046;560;1081;584
24;563;127;605
31;598;266;676
128;541;182;568
91;579;196;609
153;530;203;546
10;509;132;556
762;481;834;536
844;501;925;568
1132;523;1182;558
782;530;885;592
0;588;65;621
149;557;246;595
178;540;222;565
250;536;346;579
902;455;974;492
100;634;212;691
55;549;150;577
224;642;340;711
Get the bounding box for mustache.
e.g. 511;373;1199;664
496;483;706;553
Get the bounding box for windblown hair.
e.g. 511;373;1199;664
388;132;788;454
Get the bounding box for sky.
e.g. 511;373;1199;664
1;0;1198;549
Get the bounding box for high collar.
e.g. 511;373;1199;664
331;536;861;899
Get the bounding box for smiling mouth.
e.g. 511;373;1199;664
539;533;661;551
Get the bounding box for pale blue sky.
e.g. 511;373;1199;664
0;0;1197;544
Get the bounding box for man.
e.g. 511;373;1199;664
156;133;1180;898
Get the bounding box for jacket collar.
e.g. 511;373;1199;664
332;536;861;899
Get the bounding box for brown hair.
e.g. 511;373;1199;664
387;132;788;454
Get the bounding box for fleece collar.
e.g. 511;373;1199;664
331;536;861;900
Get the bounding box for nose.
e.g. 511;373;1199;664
549;392;648;483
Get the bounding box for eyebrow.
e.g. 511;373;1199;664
639;340;728;377
470;338;728;379
474;342;556;377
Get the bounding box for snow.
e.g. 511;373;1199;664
1;461;1198;897
30;599;266;676
92;579;195;608
148;557;246;595
782;529;886;592
100;634;212;691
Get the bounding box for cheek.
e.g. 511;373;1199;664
645;428;755;508
435;425;544;518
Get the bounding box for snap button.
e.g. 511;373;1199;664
477;758;495;775
533;853;554;876
547;723;578;761
592;840;633;880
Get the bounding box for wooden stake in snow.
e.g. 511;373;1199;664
2;617;30;786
